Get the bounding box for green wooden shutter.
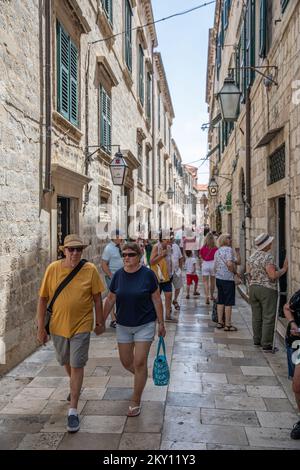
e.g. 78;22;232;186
281;0;290;13
259;0;267;58
100;86;111;154
125;0;132;71
106;93;111;153
103;0;113;24
147;73;151;120
70;41;78;126
139;45;144;105
57;22;70;120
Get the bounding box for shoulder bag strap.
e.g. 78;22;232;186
47;259;87;312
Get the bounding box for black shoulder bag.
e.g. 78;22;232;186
45;259;87;334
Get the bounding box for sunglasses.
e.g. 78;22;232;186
66;247;83;253
122;252;138;258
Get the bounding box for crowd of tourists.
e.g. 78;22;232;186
36;227;300;440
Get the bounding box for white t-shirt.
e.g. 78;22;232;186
185;257;197;274
171;243;183;272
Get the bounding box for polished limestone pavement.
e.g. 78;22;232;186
0;290;300;450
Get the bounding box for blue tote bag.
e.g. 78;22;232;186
152;336;170;386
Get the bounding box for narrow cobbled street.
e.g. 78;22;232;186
0;288;299;450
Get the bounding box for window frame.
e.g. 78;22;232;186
56;20;79;127
99;84;112;155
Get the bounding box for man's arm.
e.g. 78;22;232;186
103;292;117;321
101;260;112;278
93;293;105;335
37;297;49;344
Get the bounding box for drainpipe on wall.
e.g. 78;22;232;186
151;40;156;234
44;0;52;193
245;88;251;219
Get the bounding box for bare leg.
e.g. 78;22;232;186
174;288;181;302
64;364;71;377
70;367;84;409
131;342;152;406
165;292;172;319
193;276;199;295
224;306;233;326
210;276;216;300
186;284;190;297
202;275;209;301
217;304;224;324
118;343;135;374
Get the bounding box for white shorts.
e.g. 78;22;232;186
202;260;215;277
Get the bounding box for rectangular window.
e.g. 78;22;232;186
158;92;161;130
137;142;143;182
259;0;267;58
164;159;167;191
268;145;285;185
138;45;144;105
216;33;221;80
158;148;161;185
281;0;290;13
99;85;111;154
57;21;78;126
146;72;151;120
125;0;132;71
245;0;255;89
102;0;113;24
164;113;166;145
146;149;150;189
224;0;231;29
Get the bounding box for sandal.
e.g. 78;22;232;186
127;405;141;417
216;322;224;329
224;325;238;331
172;300;180;310
206;298;210;305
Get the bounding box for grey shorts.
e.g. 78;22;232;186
51;332;91;368
116;321;156;344
172;272;183;289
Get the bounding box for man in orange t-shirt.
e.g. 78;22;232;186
37;234;105;433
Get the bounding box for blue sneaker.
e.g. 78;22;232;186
67;414;80;433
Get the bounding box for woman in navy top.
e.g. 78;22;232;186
103;242;166;417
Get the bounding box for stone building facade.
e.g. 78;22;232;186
206;0;300;307
0;0;194;373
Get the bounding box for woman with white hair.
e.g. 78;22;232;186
214;233;241;331
248;233;288;351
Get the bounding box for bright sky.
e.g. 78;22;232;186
152;0;216;184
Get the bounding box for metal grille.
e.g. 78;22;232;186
268;144;285;185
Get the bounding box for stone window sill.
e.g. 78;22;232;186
122;67;133;90
52;111;83;143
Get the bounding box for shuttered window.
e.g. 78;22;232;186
158;92;161;130
245;0;255;89
57;21;78;126
101;0;113;24
146;72;151;120
125;0;132;72
138;45;144;105
216;33;221;80
281;0;290;13
137;142;143;182
100;85;112;154
223;0;231;30
259;0;267;58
